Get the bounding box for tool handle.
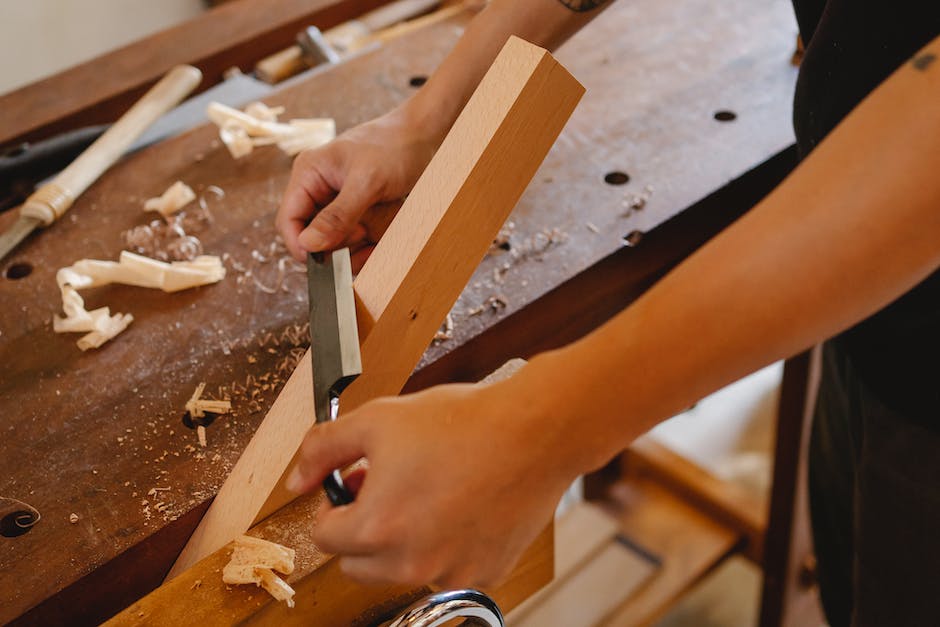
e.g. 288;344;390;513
323;471;355;506
20;64;202;226
360;0;441;31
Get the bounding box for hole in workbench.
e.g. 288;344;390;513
714;110;737;122
182;411;220;430
0;510;38;538
604;171;630;185
4;262;32;280
622;230;644;248
409;75;428;88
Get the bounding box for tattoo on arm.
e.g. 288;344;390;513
556;0;610;13
911;52;936;71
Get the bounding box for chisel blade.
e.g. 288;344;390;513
307;247;362;424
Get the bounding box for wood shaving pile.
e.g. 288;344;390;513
54;251;225;350
123;186;221;262
144;181;196;217
222;535;296;608
207;101;335;159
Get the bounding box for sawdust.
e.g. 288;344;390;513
622;185;654;215
221;236;306;296
466;294;508;317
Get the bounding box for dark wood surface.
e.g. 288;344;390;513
0;0;391;148
0;0;799;623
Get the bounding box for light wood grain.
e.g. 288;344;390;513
508;502;623;623
167;35;584;579
603;479;740;626
109;449;551;625
624;436;767;562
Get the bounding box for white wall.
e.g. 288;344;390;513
0;0;205;95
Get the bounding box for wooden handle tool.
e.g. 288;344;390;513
0;65;202;262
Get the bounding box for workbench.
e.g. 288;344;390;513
0;0;815;624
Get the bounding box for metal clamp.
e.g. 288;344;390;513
386;589;504;627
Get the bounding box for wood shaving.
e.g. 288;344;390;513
185;382;231;448
433;313;454;342
143;181;196;217
207;101;335;159
222;535;296;608
622;185;654;214
186;382;232;418
53;252;225;349
467;295;508;316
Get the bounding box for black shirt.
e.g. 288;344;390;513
791;0;940;423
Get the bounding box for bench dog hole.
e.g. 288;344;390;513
5;262;33;280
604;171;630;185
1;510;39;538
182;411;220;430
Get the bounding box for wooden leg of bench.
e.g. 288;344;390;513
759;347;824;627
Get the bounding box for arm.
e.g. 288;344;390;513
276;0;613;264
287;37;940;588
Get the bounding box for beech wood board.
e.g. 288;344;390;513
0;0;798;623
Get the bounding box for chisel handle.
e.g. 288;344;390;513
20;64;202;226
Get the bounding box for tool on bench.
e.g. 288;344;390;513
307;247;362;505
256;0;474;84
0;64;202;263
0;72;272;217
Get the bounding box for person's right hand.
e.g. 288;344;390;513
277;106;442;269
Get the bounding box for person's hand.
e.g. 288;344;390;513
276;107;441;270
285;379;577;589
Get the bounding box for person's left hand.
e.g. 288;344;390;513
285;380;575;589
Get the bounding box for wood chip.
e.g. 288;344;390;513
207;101;335;159
222;535;296;608
144;181;196;217
53;252;226;350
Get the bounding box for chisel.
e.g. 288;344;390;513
0;64;202;262
307;247;362;505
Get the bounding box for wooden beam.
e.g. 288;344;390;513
0;0;391;147
168;35;584;579
624;436;768;563
106;493;552;625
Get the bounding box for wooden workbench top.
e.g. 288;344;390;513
0;0;798;623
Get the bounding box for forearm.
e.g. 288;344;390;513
404;0;612;142
513;36;940;474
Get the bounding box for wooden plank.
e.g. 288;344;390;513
624;436;767;563
168;35;585;578
512;541;656;627
508;502;641;625
108;496;552;626
602;479;741;626
0;0;391;147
